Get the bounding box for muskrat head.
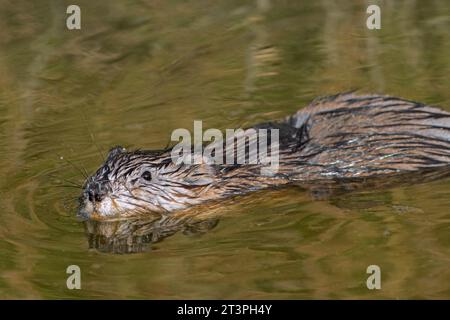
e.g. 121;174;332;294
78;146;218;219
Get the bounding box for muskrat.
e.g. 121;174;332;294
78;93;450;219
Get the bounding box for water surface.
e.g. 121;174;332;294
0;0;450;299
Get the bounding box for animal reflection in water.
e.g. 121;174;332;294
83;212;219;254
82;167;450;254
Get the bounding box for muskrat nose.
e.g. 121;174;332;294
87;190;104;203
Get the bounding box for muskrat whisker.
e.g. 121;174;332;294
53;184;83;189
46;173;84;188
64;196;82;203
79;107;106;162
51;179;83;188
55;152;89;180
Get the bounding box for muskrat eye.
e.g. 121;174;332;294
141;171;152;181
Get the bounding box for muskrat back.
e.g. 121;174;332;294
78;93;450;219
284;93;450;179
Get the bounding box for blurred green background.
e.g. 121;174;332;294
0;0;449;298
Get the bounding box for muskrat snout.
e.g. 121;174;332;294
78;179;111;219
87;189;104;203
85;181;108;203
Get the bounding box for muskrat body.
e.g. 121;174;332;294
78;93;450;219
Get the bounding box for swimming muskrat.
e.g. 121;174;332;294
78;93;450;219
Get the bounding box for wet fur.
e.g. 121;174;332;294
79;93;450;218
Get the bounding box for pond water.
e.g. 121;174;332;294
0;0;449;299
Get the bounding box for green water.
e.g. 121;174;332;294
0;0;450;299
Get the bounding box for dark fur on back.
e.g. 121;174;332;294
282;93;450;179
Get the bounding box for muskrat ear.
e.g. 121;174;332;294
107;146;126;160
